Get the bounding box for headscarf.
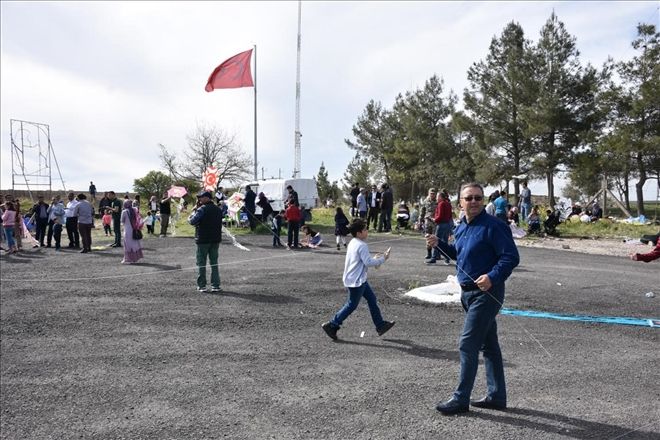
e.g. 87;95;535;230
123;199;137;228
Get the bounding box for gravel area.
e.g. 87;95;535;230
516;236;656;258
1;232;658;439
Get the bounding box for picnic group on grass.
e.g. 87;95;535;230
1;179;657;416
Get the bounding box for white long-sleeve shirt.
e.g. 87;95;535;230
342;237;384;288
65;200;80;218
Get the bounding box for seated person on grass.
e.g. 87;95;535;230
300;225;323;249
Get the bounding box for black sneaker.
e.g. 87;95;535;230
321;322;338;340
377;321;395;336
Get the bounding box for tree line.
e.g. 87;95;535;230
337;14;658;215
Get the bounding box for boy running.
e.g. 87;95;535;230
322;218;395;340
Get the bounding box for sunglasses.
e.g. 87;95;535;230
462;195;484;202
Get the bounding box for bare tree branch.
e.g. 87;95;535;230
159;123;252;186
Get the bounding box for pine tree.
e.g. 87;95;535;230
316;162;332;202
345;100;396;184
390;75;457;200
613;23;659;215
341;153;371;199
463;21;538;201
527;12;598;205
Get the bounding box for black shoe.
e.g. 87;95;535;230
321;322;338;340
46;244;52;248
425;258;436;264
470;396;507;410
337;244;340;250
436;398;469;415
377;321;395;336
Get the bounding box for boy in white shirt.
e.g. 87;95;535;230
321;218;395;340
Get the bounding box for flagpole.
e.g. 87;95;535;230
253;44;258;181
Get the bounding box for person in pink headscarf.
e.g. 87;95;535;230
120;199;144;264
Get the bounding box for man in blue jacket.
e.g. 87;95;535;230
188;191;223;293
427;182;519;415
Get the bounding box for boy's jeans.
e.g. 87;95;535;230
53;223;63;249
331;281;385;329
272;227;281;246
453;285;506;405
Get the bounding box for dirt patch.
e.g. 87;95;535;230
516;236;653;258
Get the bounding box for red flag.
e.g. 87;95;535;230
205;49;254;92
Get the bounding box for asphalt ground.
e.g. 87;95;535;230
1;231;658;440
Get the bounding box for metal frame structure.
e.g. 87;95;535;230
9;119;66;199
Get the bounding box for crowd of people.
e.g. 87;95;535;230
0;187;193;265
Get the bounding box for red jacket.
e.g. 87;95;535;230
635;242;660;263
285;205;302;223
434;199;453;224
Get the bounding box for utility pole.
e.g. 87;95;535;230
293;0;302;179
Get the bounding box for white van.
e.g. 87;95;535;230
243;178;319;220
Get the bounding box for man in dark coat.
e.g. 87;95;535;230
188;191;223;293
378;183;394;232
349;183;360;217
366;184;381;231
243;185;257;231
28;195;50;247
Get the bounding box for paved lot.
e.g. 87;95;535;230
1;233;658;439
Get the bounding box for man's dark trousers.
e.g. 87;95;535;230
113;215;121;246
65;216;80;248
35;218;48;246
453;285;506;405
367;207;380;230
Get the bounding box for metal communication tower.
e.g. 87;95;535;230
10;119;66;199
293;0;302;179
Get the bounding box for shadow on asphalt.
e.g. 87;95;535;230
0;255;32;264
470;407;658;439
220;290;304;304
136;262;182;271
1;252;47;259
336;338;460;361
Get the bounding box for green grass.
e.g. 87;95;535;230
555;218;658;240
602;201;659;220
135;204;660;242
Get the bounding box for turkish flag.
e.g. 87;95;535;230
205;49;254;92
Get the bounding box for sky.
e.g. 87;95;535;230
1;1;658;200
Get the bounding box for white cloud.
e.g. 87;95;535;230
1;1;657;199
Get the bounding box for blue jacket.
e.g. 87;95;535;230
436;210;519;287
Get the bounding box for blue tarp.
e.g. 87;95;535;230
500;308;659;328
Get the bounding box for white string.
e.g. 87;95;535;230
431;242;552;357
1;225;551;355
608;420;659;440
0;252;305;283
